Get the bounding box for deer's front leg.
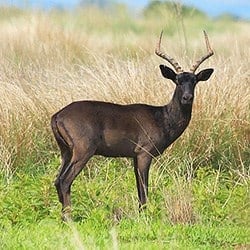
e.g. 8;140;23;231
134;154;152;210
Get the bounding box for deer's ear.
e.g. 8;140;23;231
159;65;176;83
196;68;214;82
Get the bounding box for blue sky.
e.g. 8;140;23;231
3;0;250;19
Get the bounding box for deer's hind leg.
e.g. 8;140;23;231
51;117;73;206
57;141;96;221
54;145;72;205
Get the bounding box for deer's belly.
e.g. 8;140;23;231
95;130;137;157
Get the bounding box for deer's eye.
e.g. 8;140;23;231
176;79;183;85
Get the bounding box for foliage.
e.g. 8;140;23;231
143;0;206;18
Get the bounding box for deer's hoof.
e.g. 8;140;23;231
61;206;72;222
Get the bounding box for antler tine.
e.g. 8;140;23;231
155;31;183;73
190;30;214;73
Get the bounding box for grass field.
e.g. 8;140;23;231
0;4;249;249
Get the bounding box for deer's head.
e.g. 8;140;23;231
155;31;214;105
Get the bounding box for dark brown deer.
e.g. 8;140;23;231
51;31;214;221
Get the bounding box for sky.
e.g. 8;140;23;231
2;0;250;20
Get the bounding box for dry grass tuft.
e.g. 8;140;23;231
0;8;249;180
165;180;196;225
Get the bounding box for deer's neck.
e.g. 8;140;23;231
163;94;192;142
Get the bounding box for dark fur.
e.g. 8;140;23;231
51;65;213;220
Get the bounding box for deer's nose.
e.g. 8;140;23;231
182;93;193;103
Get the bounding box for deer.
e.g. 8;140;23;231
51;31;214;221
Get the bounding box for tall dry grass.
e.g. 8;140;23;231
0;7;249;183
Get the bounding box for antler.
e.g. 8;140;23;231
190;30;214;73
155;31;183;73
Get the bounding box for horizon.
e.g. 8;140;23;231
2;0;250;20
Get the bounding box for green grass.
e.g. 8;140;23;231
0;157;249;249
1;218;249;249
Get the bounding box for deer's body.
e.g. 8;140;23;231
51;31;214;221
52;99;191;158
